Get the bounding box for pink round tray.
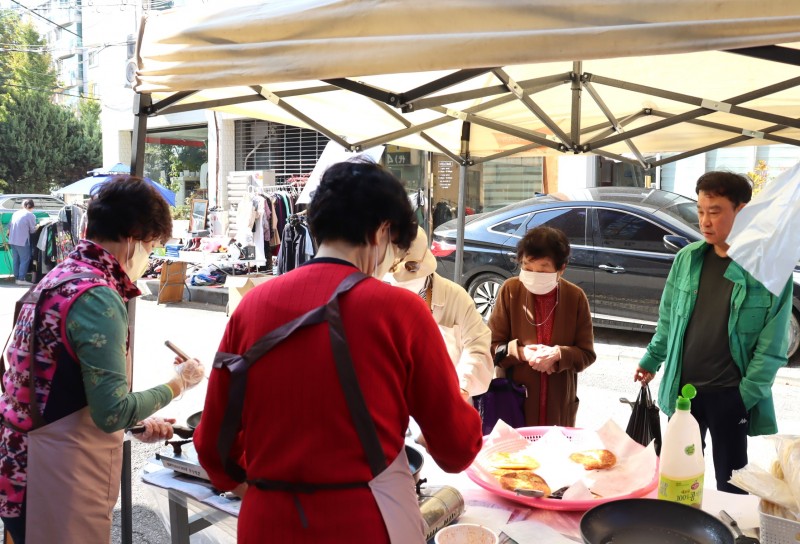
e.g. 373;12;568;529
464;426;659;511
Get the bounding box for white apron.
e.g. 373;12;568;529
368;446;426;544
26;407;123;543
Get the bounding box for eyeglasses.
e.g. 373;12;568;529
388;250;408;273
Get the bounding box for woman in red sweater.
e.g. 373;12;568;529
194;161;483;543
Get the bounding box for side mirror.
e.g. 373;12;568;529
663;235;690;254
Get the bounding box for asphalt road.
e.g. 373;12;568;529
0;281;797;542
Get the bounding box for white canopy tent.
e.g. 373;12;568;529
130;0;800;282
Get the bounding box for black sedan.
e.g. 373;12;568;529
432;187;800;365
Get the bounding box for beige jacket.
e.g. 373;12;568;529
430;273;493;396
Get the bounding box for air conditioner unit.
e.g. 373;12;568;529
125;60;137;87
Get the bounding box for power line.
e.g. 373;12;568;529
8;0;81;38
0;82;100;101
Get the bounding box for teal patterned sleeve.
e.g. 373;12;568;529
66;287;174;432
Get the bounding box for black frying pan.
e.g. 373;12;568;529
405;444;424;483
581;499;734;544
187;410;202;430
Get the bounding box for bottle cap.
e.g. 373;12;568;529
676;384;697;411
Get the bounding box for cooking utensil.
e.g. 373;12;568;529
406;444;424;484
165;340;190;361
581;499;734;544
187;411;202;429
720;510;760;544
125;424;194;439
514;488;545;498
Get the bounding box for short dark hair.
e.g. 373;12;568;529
696;171;752;207
23;199;34;209
308;160;417;250
85;176;172;243
516;226;571;269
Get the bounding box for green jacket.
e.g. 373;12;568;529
639;240;792;436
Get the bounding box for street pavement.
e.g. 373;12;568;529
0;280;798;542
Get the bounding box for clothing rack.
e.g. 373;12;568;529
260;184;302;197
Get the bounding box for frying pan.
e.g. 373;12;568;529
125;411;200;439
581;499;734;544
181;411;425;483
187;410;202;430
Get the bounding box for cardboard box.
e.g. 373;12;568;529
225;274;275;315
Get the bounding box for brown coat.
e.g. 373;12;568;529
488;277;596;427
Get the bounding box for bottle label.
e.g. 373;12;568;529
658;474;704;507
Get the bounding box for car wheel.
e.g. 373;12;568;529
788;311;800;368
468;273;506;322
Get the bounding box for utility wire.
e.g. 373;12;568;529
8;0;81;38
0;82;100;101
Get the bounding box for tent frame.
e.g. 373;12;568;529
131;44;800;281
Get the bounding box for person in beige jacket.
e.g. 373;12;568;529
387;227;493;399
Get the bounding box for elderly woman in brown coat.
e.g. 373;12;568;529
488;226;596;427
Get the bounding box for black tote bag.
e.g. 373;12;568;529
623;384;662;456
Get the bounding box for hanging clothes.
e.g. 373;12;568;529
276;214;316;274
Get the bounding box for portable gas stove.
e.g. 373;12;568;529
155;441;465;539
155;440;210;481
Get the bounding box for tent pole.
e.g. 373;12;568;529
454;122;471;284
130;93;150;177
570;62;582;148
123;92;149;544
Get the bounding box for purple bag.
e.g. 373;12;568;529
472;365;527;435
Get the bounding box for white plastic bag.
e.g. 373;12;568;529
727;162;800;297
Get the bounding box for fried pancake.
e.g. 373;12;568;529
569;449;617;470
487;450;541;470
498;471;551;496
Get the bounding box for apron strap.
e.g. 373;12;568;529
215;271;376;482
326;290;387;477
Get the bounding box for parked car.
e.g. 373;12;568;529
0;194;66;219
432;187;800;365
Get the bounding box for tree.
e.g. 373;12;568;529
0;9;101;193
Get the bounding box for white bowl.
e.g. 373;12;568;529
434;523;499;544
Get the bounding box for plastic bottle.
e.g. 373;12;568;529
658;384;704;508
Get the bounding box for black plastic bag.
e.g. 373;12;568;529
623;385;662;456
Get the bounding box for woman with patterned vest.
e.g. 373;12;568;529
0;177;206;544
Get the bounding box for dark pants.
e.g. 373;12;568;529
690;387;749;494
1;501;26;544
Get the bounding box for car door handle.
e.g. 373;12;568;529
598;264;625;274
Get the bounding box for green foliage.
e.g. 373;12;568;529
144;143;208;193
171;204;191;220
0;9;101;193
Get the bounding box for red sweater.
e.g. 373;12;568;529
194;259;483;543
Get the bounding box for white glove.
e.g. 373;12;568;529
135;417;176;443
175;357;206;390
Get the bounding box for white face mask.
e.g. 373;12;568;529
372;232;396;279
126;240;151;282
519;269;558;295
393;276;428;294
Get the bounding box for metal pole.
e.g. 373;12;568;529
122;92;149;544
121;440;133;544
453;122;470;284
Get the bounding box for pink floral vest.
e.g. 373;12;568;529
0;240;139;517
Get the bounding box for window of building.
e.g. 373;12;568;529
234;120;329;183
88;50;98;67
481;157;544;210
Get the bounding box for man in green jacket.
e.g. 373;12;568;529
635;171;792;494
